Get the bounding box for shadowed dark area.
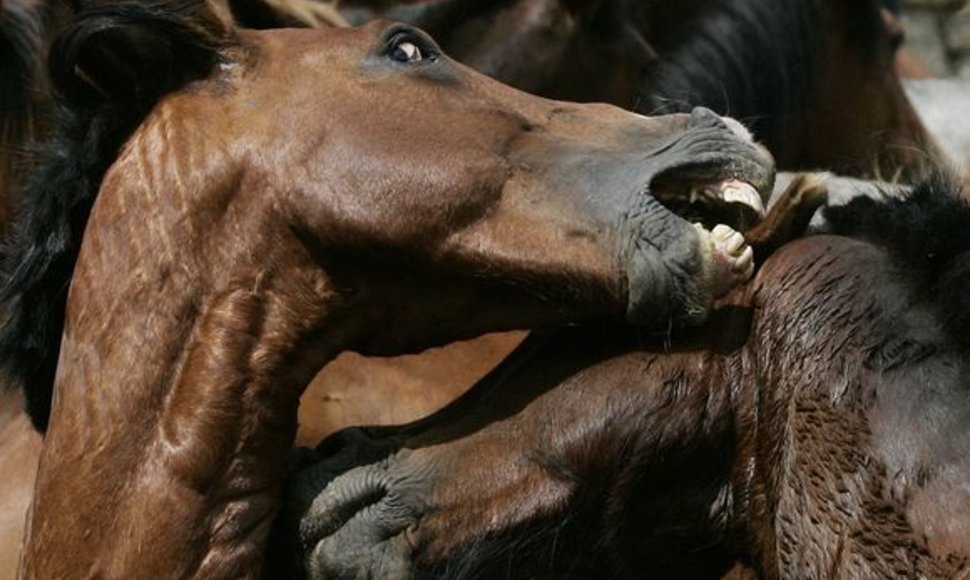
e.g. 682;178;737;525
0;0;49;218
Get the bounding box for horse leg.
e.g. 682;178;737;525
282;325;754;580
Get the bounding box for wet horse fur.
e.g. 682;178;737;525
288;175;970;579
2;1;776;576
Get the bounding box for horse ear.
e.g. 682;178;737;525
49;1;232;108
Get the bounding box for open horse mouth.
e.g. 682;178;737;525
643;108;774;232
652;174;768;232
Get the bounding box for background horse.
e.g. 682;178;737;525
289;175;970;579
6;1;773;576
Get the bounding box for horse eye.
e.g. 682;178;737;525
391;40;423;63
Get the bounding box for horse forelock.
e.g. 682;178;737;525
0;0;234;432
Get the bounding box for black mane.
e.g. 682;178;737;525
0;0;229;431
825;175;970;352
643;0;886;157
0;0;50;197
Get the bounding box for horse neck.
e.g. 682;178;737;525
742;235;970;574
25;120;342;578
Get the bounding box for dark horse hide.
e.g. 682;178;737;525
286;175;970;579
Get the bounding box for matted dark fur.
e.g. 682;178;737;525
825;174;970;351
0;0;228;430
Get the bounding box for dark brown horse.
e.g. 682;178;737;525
288;175;970;578
3;1;774;576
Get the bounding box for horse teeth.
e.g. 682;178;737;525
720;180;765;216
711;224;734;241
726;231;746;253
734;245;755;273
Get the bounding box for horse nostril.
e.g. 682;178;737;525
688;106;754;142
721;116;754;142
688;106;725;130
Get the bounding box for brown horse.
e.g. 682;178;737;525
4;1;774;576
287;175;970;578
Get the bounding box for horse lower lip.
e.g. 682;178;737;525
720;180;765;216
